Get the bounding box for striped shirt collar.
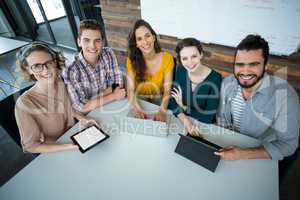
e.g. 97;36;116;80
255;74;272;95
231;74;272;99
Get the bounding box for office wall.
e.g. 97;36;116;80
101;0;300;95
141;0;300;56
101;0;140;63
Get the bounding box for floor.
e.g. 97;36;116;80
0;126;34;186
0;40;299;199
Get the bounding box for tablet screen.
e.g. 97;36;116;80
72;126;107;151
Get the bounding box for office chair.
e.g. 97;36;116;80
172;56;177;81
0;85;32;147
279;135;300;185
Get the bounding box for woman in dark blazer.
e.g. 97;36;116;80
169;38;222;136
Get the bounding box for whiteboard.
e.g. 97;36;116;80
141;0;300;56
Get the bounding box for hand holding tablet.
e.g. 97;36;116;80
71;125;109;153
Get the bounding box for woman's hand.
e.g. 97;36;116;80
79;116;101;129
133;107;148;119
185;119;202;137
68;143;79;150
171;86;187;111
153;110;167;122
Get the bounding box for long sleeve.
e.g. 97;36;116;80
168;65;185;116
217;76;232;128
62;68;88;112
262;88;299;160
15;98;43;152
104;47;123;87
190;73;222;124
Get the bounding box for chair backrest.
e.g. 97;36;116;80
279;133;300;185
279;102;300;184
172;57;177;81
0;85;33;147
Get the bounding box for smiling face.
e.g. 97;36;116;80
26;50;58;84
234;49;265;89
135;26;156;56
179;46;203;72
77;29;103;64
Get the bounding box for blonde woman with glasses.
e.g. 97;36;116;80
15;42;99;153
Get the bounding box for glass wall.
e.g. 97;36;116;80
26;0;77;49
27;0;66;23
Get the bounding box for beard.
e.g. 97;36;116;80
234;69;265;89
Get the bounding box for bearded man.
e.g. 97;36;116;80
216;34;299;161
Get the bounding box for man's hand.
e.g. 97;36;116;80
113;87;126;100
214;145;244;160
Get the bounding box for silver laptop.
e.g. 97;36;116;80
117;109;170;137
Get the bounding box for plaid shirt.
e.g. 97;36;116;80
62;47;123;111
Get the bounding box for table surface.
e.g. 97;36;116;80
0;37;29;55
0;100;278;200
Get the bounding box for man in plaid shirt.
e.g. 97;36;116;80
63;19;126;113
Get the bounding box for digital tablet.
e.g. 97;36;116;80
175;134;222;172
71;125;109;153
186;133;222;151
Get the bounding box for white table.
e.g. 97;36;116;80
0;99;278;200
0;37;28;55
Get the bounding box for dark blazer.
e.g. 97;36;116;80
169;65;222;124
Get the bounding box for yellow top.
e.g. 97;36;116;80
127;52;174;98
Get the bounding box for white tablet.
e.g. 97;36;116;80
71;126;109;153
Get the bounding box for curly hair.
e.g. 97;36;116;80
16;42;66;81
235;34;269;66
127;19;161;82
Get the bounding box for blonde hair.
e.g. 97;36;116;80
16;42;66;81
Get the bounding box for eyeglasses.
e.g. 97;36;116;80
29;59;56;73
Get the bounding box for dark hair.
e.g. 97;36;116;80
128;19;161;82
16;42;66;81
78;19;105;41
175;37;203;65
235;34;269;66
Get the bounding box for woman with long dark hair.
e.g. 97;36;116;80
126;19;174;122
